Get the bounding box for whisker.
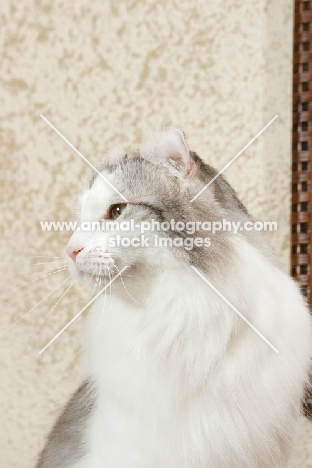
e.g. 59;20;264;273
66;275;94;306
113;264;142;306
32;261;67;266
107;266;112;308
0;261;65;266
108;271;136;279
71;267;100;331
75;274;107;357
62;273;98;331
13;264;67;280
39;266;129;354
0;275;71;337
98;272;103;292
5;278;75;353
90;268;100;296
71;290;98;332
17;256;64;259
0;267;67;299
0;261;67;276
20;279;76;351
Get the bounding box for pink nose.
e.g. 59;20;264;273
66;245;83;262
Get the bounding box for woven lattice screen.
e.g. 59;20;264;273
292;0;312;416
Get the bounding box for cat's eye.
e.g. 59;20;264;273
109;203;127;220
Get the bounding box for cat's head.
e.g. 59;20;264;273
66;129;236;285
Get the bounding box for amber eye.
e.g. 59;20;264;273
110;203;127;220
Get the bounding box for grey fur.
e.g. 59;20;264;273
90;150;275;278
36;381;95;468
37;145;275;466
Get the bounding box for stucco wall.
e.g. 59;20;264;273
1;1;311;466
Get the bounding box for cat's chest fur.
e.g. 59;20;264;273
83;269;232;467
78;251;305;468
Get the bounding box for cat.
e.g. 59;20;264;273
36;129;311;467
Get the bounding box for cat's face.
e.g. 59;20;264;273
66;129;229;284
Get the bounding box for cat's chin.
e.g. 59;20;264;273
67;261;85;282
68;267;107;286
68;257;121;283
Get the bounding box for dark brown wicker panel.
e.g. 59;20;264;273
292;0;312;417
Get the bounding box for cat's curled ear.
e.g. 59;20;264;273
152;129;195;178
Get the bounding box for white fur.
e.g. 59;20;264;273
69;235;311;467
65;135;311;467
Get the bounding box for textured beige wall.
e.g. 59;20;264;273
1;1;311;467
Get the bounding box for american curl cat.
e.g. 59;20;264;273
37;129;311;468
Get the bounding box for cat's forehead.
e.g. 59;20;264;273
89;150;142;188
89;153;144;189
90;156;172;197
79;157;156;217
